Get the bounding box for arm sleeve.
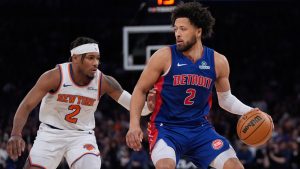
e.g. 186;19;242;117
217;90;252;115
117;90;152;116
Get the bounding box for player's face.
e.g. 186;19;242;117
174;18;200;52
80;52;100;79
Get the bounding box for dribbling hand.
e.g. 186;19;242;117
247;107;260;113
248;108;274;129
6;135;25;160
126;126;143;151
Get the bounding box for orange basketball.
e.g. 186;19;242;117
236;109;273;147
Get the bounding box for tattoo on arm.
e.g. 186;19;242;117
104;75;123;92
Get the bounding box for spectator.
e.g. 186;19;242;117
127;147;149;169
236;143;254;168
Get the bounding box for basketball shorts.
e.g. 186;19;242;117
28;123;100;169
149;122;231;169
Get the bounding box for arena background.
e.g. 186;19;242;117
0;0;299;169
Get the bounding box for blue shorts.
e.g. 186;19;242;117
149;121;230;169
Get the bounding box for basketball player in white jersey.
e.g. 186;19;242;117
6;37;152;169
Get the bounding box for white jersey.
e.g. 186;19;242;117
39;62;102;130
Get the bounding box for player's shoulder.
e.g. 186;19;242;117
33;65;62;92
213;50;229;67
40;65;61;82
150;46;171;62
213;50;226;60
213;50;230;78
153;46;171;56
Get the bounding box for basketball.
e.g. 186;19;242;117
236;109;273;147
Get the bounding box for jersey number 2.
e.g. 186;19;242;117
184;88;196;105
65;105;81;124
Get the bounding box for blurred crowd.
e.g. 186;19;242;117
1;1;299;169
1;78;300;169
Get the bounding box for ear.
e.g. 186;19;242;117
71;55;80;64
197;28;202;38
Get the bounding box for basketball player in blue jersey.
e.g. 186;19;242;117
6;37;152;169
126;2;257;169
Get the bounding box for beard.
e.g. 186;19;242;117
80;68;95;80
87;73;95;80
176;36;197;52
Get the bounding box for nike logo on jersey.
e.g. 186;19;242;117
63;83;72;87
177;63;187;67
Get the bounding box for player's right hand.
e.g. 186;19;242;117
6;135;25;160
126;126;143;151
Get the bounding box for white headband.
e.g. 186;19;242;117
70;43;99;56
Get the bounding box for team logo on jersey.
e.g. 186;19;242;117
199;61;210;70
57;94;96;106
211;139;223;150
83;144;95;151
173;74;212;89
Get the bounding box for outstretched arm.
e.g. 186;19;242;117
101;75;152;116
7;67;60;160
214;52;252;115
101;75;124;101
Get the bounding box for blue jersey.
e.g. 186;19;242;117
151;45;216;126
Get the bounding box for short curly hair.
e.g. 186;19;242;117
70;36;98;50
171;2;215;39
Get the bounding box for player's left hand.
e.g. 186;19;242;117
247;107;260;113
248;108;274;129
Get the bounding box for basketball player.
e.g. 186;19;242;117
6;37;152;169
126;2;257;169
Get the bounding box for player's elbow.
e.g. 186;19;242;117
23;101;36;112
218;92;234;111
218;101;226;111
133;85;148;96
17;101;35;117
218;101;231;113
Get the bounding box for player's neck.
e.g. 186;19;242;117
182;42;203;63
70;64;91;85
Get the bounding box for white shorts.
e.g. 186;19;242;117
29;123;100;169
